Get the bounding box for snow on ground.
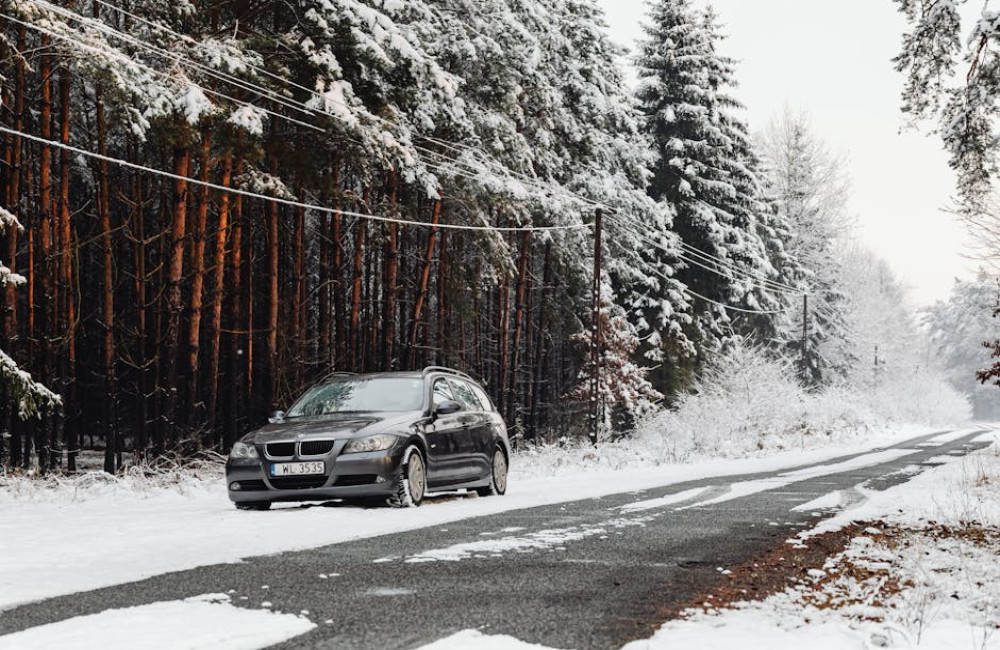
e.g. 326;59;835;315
419;629;557;650
0;425;959;611
0;593;314;650
623;435;1000;650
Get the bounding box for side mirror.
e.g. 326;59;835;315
435;400;462;416
269;410;286;424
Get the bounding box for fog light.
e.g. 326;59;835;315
230;482;241;491
375;476;386;483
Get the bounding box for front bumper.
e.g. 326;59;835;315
226;445;404;503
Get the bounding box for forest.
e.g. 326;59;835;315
0;0;986;476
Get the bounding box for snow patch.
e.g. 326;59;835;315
418;629;558;650
0;594;314;649
619;486;714;513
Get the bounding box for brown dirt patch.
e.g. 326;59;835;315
655;523;881;622
660;522;1000;624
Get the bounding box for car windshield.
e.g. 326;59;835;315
286;377;425;417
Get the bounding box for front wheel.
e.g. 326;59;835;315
476;448;508;497
388;445;426;508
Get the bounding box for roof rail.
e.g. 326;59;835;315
315;370;358;383
422;366;475;382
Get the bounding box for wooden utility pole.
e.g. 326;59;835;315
589;209;603;446
801;294;809;382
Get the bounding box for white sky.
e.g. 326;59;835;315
595;0;978;306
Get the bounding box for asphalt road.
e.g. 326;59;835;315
0;429;991;649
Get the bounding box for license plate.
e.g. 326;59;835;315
270;461;325;477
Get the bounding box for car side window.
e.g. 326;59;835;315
448;379;481;412
432;378;455;406
469;383;494;412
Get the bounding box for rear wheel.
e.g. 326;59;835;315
235;501;271;511
389;445;425;507
476;448;508;497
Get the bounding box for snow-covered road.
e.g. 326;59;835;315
0;426;965;611
0;427;994;650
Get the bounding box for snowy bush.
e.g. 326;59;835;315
0;455;224;504
514;338;970;479
639;341;970;462
646;342;809;457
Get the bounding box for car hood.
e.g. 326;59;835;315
246;412;420;443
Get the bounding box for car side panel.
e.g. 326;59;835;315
425;378;465;486
448;378;492;479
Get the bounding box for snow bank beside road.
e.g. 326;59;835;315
628;436;1000;650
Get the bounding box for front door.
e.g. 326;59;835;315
424;378;465;487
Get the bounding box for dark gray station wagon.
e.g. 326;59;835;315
226;367;510;510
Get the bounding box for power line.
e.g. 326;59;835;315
1;11;324;134
12;3;824;285
607;237;791;316
0;125;590;233
679;242;804;295
85;0;619;214
607;216;803;305
29;0;321;122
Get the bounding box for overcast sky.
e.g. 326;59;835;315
594;0;978;307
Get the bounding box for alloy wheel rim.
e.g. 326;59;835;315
408;454;425;500
493;451;507;493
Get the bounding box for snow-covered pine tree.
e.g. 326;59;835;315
894;0;990;214
758;111;853;385
0;207;60;422
924;271;1000;418
635;0;779;381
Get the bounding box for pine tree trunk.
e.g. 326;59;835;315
382;174;398;370
186;134;211;433
332;168;345;368
350;217;366;371
38;36;53;472
6;26;25;468
529;242;553;439
319;205;331;371
96;81;116;472
267;197;279;410
293;201;305;387
366;220;377;371
226;160;244;449
508;231;531;427
205;154;232;446
497;239;511;425
59;67;77;471
162;145;191;452
409;199;441;368
131;145;149;457
436;231;447;365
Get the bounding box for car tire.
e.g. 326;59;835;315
388;445;425;508
235;501;271;511
476;447;508;497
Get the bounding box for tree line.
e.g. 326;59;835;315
0;0;855;474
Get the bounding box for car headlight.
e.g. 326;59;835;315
342;434;398;454
230;441;259;460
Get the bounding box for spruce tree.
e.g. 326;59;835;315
635;0;778;366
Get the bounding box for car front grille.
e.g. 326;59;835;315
300;440;335;456
236;480;267;491
265;442;295;458
269;475;328;490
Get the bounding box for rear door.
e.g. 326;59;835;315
448;378;491;478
